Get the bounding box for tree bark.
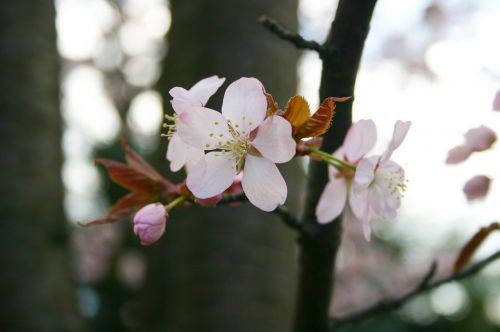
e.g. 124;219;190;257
0;2;82;331
139;1;300;331
293;1;378;331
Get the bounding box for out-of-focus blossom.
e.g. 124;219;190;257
177;77;296;211
446;125;496;164
166;76;225;172
350;121;411;241
493;90;500;111
133;203;167;245
463;175;491;201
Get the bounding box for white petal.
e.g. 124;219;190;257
316;177;347;224
189;76;225;106
184;147;205;173
186;152;237;199
354;157;377;186
381;120;411;163
221;77;267;135
177;107;231;150
242;155;287;211
349;185;370;222
166;133;187;172
343;119;377;162
251;116;296;163
169;87;201;114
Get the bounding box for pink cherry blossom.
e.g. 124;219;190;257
166;76;225;172
463;175;491;201
316;119;377;224
133;203;167;245
446;125;496;164
177;77;296;211
349;121;411;241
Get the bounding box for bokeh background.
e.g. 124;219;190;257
1;0;499;331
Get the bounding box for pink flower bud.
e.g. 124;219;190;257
133;203;167;245
463;175;491;201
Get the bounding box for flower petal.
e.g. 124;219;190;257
343;119;377;162
221;77;267;135
166;133;187;172
251;116;296;163
464;125;496;152
316;177;347;224
177;106;232;150
189;76;225;106
186;152;237;199
493;90;500;111
242;155;287;211
169;87;200;114
380;120;411;163
463;175;491;201
446;145;472;164
354;157;377;186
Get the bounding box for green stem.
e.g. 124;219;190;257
310;147;356;170
165;196;187;211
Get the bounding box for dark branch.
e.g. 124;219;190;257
218;193;305;234
332;249;500;328
258;16;327;55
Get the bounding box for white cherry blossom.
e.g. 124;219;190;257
165;76;225;172
177;77;296;211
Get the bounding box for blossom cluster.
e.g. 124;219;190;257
84;76;411;245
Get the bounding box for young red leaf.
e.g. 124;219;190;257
78;192;153;227
453;222;500;273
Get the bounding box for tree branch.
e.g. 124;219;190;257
258;16;327;55
332;249;500;328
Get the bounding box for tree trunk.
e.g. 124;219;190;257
139;1;300;331
0;2;82;331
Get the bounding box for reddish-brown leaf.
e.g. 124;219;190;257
265;92;280;117
283;96;311;131
78;192;153;227
96;159;166;194
296;96;350;139
453;222;500;273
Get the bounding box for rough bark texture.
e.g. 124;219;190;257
0;2;82;331
139;1;300;332
293;1;378;332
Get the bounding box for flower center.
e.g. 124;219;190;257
382;168;407;197
211;122;252;172
161;114;178;139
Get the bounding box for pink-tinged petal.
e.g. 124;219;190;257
354;157;377;186
446;145;472;164
186;153;237;199
343;119;377;162
251;116;296;163
349;187;374;241
463;175;491;201
316;177;347;224
464;125;496;152
381;120;411;163
177;107;231;150
166;133;187;172
189;76;225;106
493;90;500;111
242;155;287;211
169;87;200;114
221;77;267;135
184;146;205;173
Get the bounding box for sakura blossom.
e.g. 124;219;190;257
165;76;225;172
446;125;496;164
177;77;296;212
463;175;491;201
316;120;411;241
133;203;167;245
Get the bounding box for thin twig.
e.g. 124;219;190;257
218;193;304;233
258;16;328;55
332;249;500;328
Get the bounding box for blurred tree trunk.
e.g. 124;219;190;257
140;1;300;331
0;2;82;331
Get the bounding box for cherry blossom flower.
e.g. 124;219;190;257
446;125;496;164
316;119;377;223
463;175;491;201
165;76;225;172
133;203;167;245
350;121;411;240
177;77;296;211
